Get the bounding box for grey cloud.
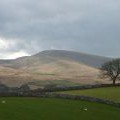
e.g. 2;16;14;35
0;0;120;58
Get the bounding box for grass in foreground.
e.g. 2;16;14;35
61;86;120;102
0;98;120;120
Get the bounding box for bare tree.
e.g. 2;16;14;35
100;59;120;85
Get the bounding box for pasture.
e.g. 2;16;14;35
61;86;120;102
0;98;120;120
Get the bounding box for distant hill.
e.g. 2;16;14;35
0;50;111;87
0;50;110;68
34;50;111;68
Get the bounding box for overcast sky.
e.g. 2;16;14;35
0;0;120;59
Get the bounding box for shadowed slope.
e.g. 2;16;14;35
34;50;111;68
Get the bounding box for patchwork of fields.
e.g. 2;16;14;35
0;98;120;120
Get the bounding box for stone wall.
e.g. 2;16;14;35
0;90;120;108
0;83;120;108
34;83;120;92
49;93;120;108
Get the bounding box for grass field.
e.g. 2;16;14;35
61;86;120;102
28;80;81;87
0;98;120;120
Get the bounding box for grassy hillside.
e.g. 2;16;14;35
61;86;120;102
0;60;105;87
0;50;111;87
0;98;120;120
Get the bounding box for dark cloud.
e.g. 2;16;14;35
0;0;120;58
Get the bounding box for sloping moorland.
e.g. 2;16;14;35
0;50;111;87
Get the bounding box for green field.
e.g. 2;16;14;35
28;80;80;87
61;86;120;102
0;98;120;120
